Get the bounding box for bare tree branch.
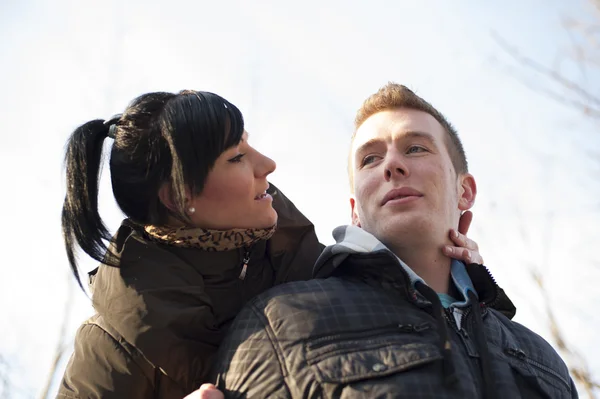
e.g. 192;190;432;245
491;31;600;120
531;269;600;397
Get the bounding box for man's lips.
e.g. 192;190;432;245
381;187;423;206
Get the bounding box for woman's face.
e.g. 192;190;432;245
187;131;278;230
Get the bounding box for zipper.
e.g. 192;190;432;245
238;247;251;280
308;322;431;349
505;348;572;391
481;265;501;309
153;366;162;399
443;309;459;332
443;308;470;339
357;253;495;335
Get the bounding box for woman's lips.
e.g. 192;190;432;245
255;192;272;201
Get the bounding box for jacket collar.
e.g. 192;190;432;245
313;225;516;318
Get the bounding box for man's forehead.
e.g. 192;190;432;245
352;109;444;151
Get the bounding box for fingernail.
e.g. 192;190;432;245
444;246;453;254
452;230;459;238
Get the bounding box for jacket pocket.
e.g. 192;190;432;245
305;323;441;384
505;348;573;399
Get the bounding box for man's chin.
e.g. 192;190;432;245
375;216;426;242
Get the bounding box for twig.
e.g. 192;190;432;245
491;31;600;120
531;270;599;398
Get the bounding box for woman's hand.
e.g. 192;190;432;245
442;210;484;264
184;384;224;399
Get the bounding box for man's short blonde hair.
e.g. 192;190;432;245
348;83;468;191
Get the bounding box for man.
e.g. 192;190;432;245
208;83;576;398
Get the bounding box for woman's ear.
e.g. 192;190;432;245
158;183;178;213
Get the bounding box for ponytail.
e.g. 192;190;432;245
61;90;245;291
61;119;112;291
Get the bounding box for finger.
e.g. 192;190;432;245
450;229;479;251
199;384;217;390
443;246;484;264
458;210;473;236
200;387;224;399
199;390;224;399
186;384;224;399
183;390;199;399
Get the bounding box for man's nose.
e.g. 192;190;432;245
384;151;409;181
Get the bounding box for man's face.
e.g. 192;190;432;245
350;108;476;249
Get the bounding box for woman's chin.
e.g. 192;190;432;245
257;209;278;229
266;213;279;228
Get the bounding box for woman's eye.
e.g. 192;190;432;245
407;146;426;154
228;153;246;163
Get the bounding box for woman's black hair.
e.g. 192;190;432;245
62;90;244;290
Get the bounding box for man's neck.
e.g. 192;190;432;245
388;243;452;294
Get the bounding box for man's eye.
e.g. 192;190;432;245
228;153;246;163
362;155;379;166
407;146;426;154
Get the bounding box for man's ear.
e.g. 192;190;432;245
458;173;477;211
158;183;178;213
350;196;361;227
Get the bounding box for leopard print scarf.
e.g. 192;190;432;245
143;224;277;251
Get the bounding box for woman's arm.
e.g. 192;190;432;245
58;321;158;399
267;183;325;283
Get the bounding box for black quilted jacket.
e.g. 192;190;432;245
213;247;577;398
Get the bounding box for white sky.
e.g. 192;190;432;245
1;0;599;397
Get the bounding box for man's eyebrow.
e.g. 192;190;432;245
402;131;436;144
355;131;436;156
355;138;384;156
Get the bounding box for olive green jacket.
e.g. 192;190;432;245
57;184;324;399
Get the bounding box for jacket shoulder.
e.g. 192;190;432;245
93;220;207;293
237;277;406;343
216;279;341;358
213;298;292;398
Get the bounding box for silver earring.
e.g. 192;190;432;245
188;207;196;214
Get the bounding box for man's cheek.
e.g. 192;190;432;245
362;186;378;211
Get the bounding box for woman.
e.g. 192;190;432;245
58;90;481;399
